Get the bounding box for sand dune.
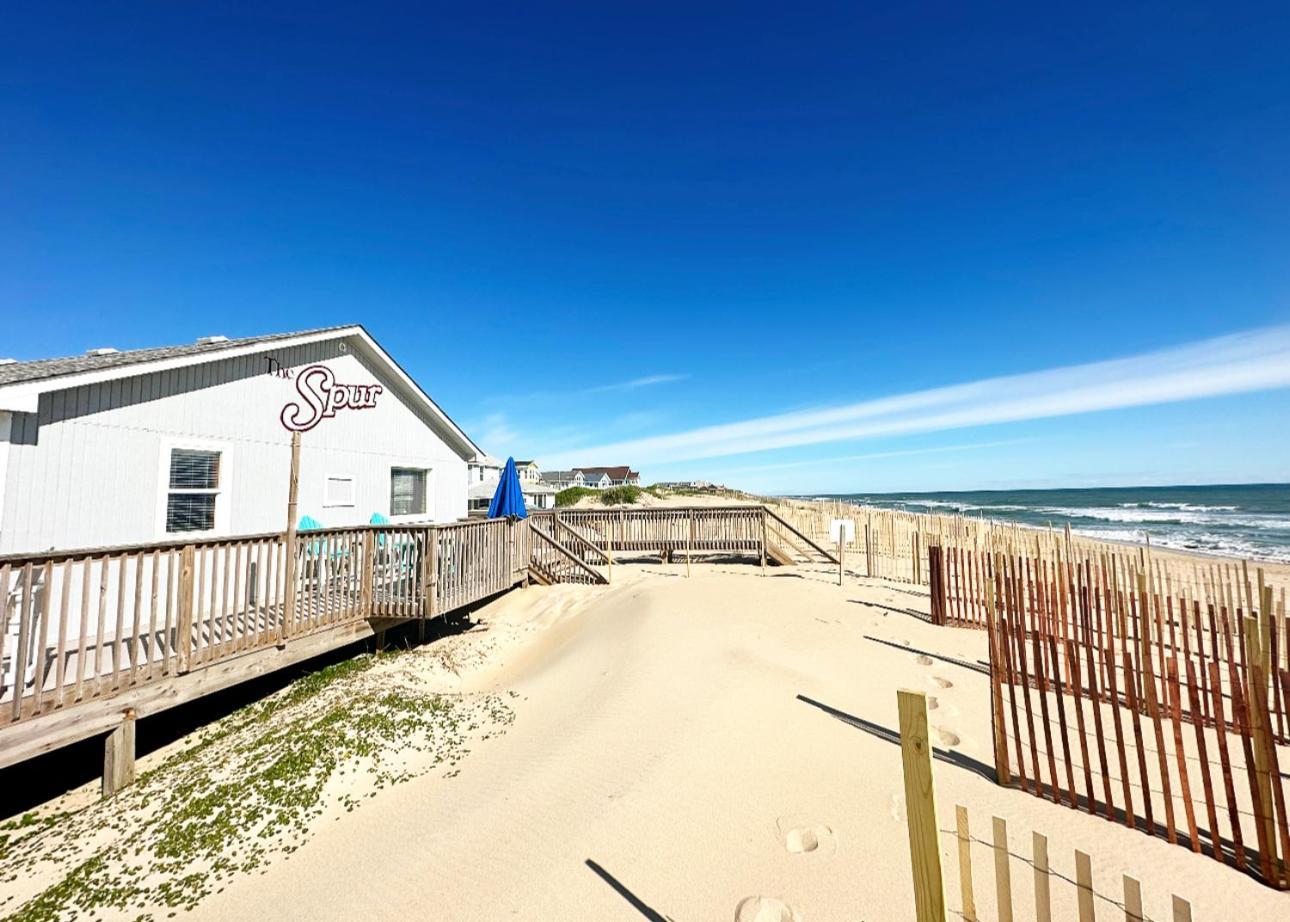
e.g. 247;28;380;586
176;563;1287;921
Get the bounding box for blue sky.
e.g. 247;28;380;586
2;3;1288;493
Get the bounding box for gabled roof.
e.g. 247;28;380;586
575;465;635;480
0;325;482;460
540;469;581;482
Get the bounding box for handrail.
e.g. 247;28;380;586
529;527;608;584
762;506;839;563
539;515;610;564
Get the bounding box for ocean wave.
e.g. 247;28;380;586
1073;526;1290;563
1118;501;1239;512
1038;505;1290;530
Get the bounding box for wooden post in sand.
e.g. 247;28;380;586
686;509;693;578
837;531;845;586
102;708;136;797
898;690;946;922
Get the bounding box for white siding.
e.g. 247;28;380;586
0;340;470;554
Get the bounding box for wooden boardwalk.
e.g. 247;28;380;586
0;506;828;778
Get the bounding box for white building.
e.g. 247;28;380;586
0;326;481;555
467;453;504;485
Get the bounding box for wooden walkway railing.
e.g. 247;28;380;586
0;505;827;773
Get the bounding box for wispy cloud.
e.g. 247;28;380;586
716;438;1036;476
584;373;688;394
542;324;1290;467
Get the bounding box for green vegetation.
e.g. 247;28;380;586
0;651;516;921
555;486;597;507
598;485;642;506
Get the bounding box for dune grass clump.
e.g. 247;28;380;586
0;651;515;922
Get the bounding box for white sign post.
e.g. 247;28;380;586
830;518;854;586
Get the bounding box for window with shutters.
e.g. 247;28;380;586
166;448;221;532
390;467;427;516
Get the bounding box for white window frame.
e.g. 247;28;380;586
388;464;434;521
155;438;232;538
323;474;357;508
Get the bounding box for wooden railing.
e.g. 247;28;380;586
2;506;827;754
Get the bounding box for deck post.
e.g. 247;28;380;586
760;508;767;575
425;526;438;619
360;529;375;615
102;708;136;798
837;531;845;586
281;431;301;641
176;545;196;673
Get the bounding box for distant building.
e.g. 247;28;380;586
468;477;555;513
540;469;585;490
467;453;504;485
513;460;542;483
574;466;640;488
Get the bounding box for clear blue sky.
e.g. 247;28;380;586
3;3;1288;493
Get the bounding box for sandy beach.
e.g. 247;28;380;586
7;554;1285;920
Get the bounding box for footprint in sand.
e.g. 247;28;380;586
888;793;905;823
926;695;939;710
934;726;961;747
775;816;837;857
734;896;802;922
927;675;953;689
914;654;934;666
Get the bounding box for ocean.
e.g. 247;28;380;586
812;483;1290;563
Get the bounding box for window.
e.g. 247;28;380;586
166;448;220;532
324;475;356;508
390;467;427;516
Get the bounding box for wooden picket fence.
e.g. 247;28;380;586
897;689;1197;922
925;543;1290;888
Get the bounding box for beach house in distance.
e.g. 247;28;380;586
541;466;641;491
0;326;482;556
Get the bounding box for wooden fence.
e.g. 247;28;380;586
925;543;1290;888
897;689;1197;922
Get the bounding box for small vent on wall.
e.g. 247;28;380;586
196;335;230;345
85;347;119;356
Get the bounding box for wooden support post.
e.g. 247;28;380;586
760;509;767;575
955;805;976;921
176;545;195;673
361;529;375;615
837;530;845;586
282;431;301;641
897;689;946;922
1171;895;1192;922
102;708;136;798
427;526;438;619
686;509;693;578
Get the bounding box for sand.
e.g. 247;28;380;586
151;562;1282;921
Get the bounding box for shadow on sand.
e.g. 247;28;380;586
585;859;674;921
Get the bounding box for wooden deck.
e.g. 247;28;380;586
0;506;828;775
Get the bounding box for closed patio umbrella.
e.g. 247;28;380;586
488;457;528;519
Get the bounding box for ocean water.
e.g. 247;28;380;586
814;483;1290;563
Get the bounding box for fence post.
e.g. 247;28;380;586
927;545;946;626
897;689;947;922
281;430;301;642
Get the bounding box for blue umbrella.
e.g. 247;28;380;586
488;457;528;519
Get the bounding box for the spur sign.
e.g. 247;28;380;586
278;363;383;432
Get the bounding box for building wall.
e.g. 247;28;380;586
0;339;470;554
